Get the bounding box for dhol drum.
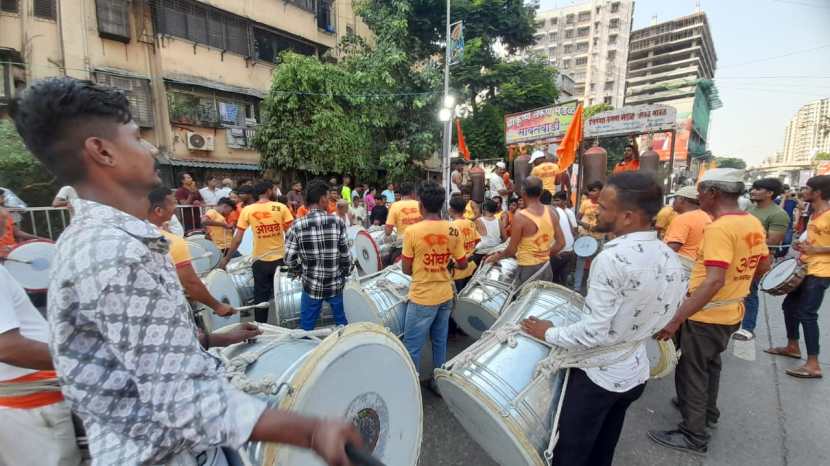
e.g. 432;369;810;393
227;255;255;304
184;229;206;241
200;269;242;333
273;267;335;329
4;239;57;292
760;257;806;296
347;225;366;260
646;338;679;379
187;237;222;272
344;264;409;336
572;236;600;258
454;258;519;339
352;228;393;275
218;323;422;466
238;228;255;257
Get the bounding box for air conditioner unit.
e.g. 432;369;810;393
187;132;215;151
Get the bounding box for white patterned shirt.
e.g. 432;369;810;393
545;231;687;392
49;199;266;465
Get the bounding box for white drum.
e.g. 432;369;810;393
573;236;600;258
201;269;242;332
220;323;422;466
343;265;409;336
352;229;392;275
454;258;519;339
188;237;222;271
186;241;212;276
273;267;335;329
4;240;57;292
238;228;254;257
226;256;255;304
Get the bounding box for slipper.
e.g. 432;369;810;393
785;367;823;379
763;348;801;359
732;329;754;341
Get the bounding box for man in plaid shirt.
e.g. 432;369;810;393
285;179;352;330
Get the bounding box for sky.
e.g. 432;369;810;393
538;0;830;167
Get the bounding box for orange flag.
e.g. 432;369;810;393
456;118;471;161
555;103;584;172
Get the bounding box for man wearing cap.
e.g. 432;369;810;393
650;168;770;455
663;186;712;275
613;144;640;174
488;162;509;208
530;150;560;202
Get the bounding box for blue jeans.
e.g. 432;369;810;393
403;300;452;371
782;275;830;356
741;279;760;332
300;291;347;330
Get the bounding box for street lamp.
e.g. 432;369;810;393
438;107;453;122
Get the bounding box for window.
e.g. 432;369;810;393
548;47;556;57
254;27;317;63
604;96;612;104
577;26;590;37
1;0;18;13
589;83;595;91
317;0;333;32
576;42;588;52
575;56;588;66
565;14;574;24
33;0;55;19
287;0;314;12
562;59;570;69
226;128;257;149
95;72;154;127
609;34;618;45
611;2;620;13
346;25;354;36
564;44;573;53
551;17;557;25
578;11;591;22
593;37;598;46
595;6;600;14
156;0;250;56
605;81;614;91
607;50;616;60
609;18;620;29
96;0;130;43
549;32;557;41
167;86;259;128
565;29;573;39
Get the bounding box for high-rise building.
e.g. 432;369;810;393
529;0;635;107
624;12;720;164
781;98;830;164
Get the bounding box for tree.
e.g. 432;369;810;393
815;152;830;161
0;120;58;206
714;157;747;170
584;103;613;119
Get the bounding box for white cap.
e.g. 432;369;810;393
699;168;745;184
496;161;506;169
530;150;546;163
674;185;699;200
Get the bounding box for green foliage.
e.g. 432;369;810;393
0;120;58;206
714;156;747;170
814;152;830;161
584;103;613;119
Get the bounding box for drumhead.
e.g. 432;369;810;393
188;237;222;270
645;339;677;379
573;236;599;258
203;270;242;331
343;269;410;336
454;295;500;340
186;242;212;276
238;228;254;257
268;323;423;466
5;240;56;292
761;258;798;291
353;230;383;275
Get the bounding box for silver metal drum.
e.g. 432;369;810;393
343;264;409;336
227;255;255;304
200;269;242;333
435;282;587;466
454;258;519;339
273;267;335;329
218;323;422;466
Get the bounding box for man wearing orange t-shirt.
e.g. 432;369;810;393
663;186;712;274
386;182;423;261
613;144;640;174
0;264;82;465
529;150;560;202
201;197;236;253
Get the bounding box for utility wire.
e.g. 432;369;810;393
719;44;830;69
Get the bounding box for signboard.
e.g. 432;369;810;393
504;101;578;145
450;21;464;65
584;104;677;138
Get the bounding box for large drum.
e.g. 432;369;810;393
4;239;57;292
352;227;395;275
200;269;242;332
219;323;422;466
227;255;255;304
187;237;222;274
238;228;255;257
760;257;806;296
343;265;409;336
273;267;335;329
454;258;519;339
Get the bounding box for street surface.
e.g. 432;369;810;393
418;292;830;466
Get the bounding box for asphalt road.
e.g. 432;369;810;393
418;291;830;466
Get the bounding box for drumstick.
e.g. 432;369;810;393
0;256;50;270
234;302;271;311
345;443;386;466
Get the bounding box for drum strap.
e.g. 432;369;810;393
0;377;61;397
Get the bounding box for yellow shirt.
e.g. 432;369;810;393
688;213;769;325
204;209;232;249
530;162;561;193
452;218;480;280
804;210;830;277
386;199;422;237
663;209;712;260
161;230;192;268
654;205;677;239
237;201;294;262
579;199;599;233
403;220;466;305
516;208;556;266
464;200;479;220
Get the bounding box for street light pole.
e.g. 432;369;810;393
441;0;452;206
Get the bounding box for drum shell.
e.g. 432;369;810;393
581;145;607;188
639;149;660;174
470;166;486;204
454;259;519;339
273;268;335;328
229;267;255;304
343;266;410;336
513;154;531;195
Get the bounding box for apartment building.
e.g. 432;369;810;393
0;0;369;183
530;0;634;108
780;98;830;164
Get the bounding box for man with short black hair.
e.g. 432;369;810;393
200;176;224;205
578;181;603;236
386;181;422;262
201;196;237;253
613;144;640;174
284;179;351;330
522;172;686;466
11;77;360;465
550;190;577;285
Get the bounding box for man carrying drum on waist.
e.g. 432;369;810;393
487;177;564;284
11;77;362;466
385;181;422;263
663;186;712;276
765;175;830;379
521;172;686;466
650;168;770;455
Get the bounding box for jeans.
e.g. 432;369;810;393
252;259;283;323
741;279;760;332
403;300;452;371
299;291;348;330
782;275;830;356
550;252;575;286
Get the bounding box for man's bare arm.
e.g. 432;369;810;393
0;329;53;370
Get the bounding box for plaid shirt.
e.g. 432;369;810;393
284;208;352;299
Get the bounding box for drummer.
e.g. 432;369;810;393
577;181;603;237
521;172;686;466
449;195;481;292
651;168;769;455
201;197;236;255
663;186;712;275
529;150;560;202
486;177;564;284
10;77;362;465
385;182;422;261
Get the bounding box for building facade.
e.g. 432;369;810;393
0;0;369;184
780;98;830;164
530;0;634;108
624;11;719;165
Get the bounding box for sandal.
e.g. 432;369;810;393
763;347;801;359
733;329;754;341
785;367;823;379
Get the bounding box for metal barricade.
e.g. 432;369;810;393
9;207;71;241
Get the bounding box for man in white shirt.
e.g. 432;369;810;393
0;265;82;465
550;190;577;285
199;176;223;205
488;162;508;199
522;172;686;466
52;185;79;208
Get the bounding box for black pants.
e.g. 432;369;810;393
251;259;283;323
553;369;646;466
782;275;830;356
674;320;737;444
550;252;575;286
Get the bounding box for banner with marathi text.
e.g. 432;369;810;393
504;101;578;145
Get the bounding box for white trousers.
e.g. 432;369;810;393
0;401;82;466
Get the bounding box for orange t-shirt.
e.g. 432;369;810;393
204;209;232;249
530;162;561;193
451;218;480;280
0;212;16;254
296;205;310;217
0;370;64;409
803;210;830;277
237;201;294;262
386;199;423;237
226;203;242;227
663;209;712;260
161;230;192;268
403;220;466;305
613;159;640;174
